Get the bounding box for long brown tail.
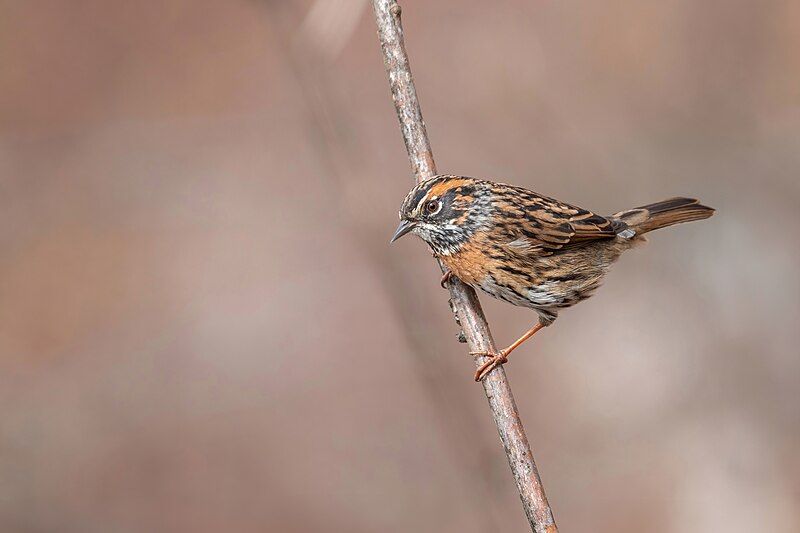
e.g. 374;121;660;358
614;197;715;235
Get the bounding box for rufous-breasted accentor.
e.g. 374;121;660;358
391;175;714;381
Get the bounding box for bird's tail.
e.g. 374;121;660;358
613;197;715;235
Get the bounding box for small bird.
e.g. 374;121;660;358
391;175;714;381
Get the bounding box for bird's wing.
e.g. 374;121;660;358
497;186;625;256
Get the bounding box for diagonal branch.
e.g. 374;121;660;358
371;2;558;532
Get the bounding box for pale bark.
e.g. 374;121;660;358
372;2;558;532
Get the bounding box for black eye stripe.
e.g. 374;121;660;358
409;188;429;213
403;177;471;218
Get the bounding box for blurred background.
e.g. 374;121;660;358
1;1;798;531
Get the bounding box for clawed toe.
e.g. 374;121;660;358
467;322;544;382
440;270;453;288
470;350;508;381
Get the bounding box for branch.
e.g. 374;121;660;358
371;2;558;532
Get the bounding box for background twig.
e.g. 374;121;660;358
371;1;558;532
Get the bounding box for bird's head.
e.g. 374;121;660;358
390;175;492;255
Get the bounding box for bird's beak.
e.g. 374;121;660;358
390;219;417;243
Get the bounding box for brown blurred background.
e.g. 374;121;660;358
1;1;798;531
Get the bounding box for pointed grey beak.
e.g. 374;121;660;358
390;219;416;243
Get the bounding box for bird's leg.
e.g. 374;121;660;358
470;322;546;381
430;247;453;288
440;270;453;288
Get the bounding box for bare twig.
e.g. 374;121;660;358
371;2;558;532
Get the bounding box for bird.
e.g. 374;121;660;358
390;175;714;381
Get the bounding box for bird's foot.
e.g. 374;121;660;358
440;270;453;288
470;350;508;381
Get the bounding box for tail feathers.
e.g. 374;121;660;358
614;197;715;235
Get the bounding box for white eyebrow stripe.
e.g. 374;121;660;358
415;194;437;212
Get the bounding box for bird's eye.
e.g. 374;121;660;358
425;200;442;215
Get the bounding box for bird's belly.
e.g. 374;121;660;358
440;241;562;309
477;276;562;309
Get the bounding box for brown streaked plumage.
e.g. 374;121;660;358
391;175;715;381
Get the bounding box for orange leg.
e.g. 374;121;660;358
470;322;545;381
